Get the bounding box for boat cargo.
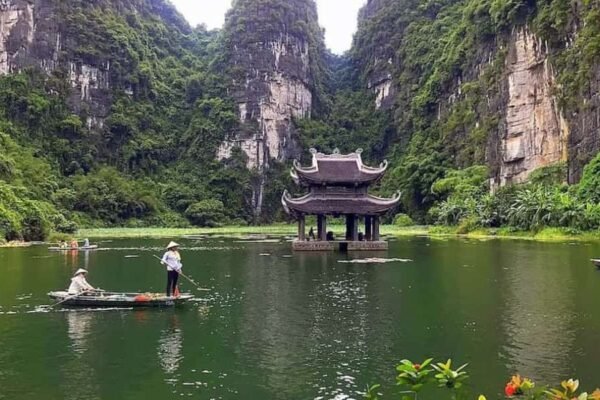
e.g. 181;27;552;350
48;291;194;307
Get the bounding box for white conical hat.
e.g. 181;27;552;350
74;268;88;276
166;241;180;249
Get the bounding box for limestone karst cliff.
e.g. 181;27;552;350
2;0;600;233
348;0;600;212
216;0;328;216
217;0;327;170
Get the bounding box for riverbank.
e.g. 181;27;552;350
76;225;429;239
73;225;600;241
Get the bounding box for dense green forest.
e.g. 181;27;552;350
0;0;256;241
2;0;600;242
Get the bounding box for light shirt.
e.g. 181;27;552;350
68;275;94;294
162;251;182;272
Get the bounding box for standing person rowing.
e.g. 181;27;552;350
161;241;182;298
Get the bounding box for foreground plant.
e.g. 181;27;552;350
365;358;599;400
546;379;600;400
432;359;469;389
396;358;434;392
505;374;535;397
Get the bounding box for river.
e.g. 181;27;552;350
0;236;599;399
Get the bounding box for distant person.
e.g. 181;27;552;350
308;227;315;241
59;240;67;249
70;238;79;249
358;231;364;241
326;231;335;241
161;241;183;298
68;269;97;294
83;238;90;247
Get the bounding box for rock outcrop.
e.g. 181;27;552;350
492;28;569;187
218;0;327;217
0;0;111;128
355;0;396;110
567;65;600;182
218;0;324;169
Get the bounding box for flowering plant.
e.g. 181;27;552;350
505;374;535;396
546;379;600;400
396;358;434;392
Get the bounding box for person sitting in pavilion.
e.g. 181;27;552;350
68;269;98;295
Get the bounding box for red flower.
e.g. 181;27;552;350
505;383;517;397
414;364;421;370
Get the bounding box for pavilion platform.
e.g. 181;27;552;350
292;240;388;252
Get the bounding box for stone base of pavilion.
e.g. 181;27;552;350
292;240;388;252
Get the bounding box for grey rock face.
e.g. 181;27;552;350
218;0;323;170
356;0;396;110
567;65;600;182
0;0;111;128
491;28;568;188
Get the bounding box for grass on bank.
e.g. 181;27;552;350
75;224;429;239
73;225;600;241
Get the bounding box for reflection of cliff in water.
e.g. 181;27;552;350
158;316;183;374
236;250;375;397
500;244;575;381
62;311;101;400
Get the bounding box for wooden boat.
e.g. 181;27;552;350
590;259;600;268
48;245;99;251
47;291;194;308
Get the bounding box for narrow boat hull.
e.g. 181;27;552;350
48;291;193;308
591;259;600;268
48;245;99;251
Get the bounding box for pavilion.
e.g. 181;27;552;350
282;148;401;251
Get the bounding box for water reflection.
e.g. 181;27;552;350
500;244;576;381
237;249;375;399
62;311;101;400
67;311;93;355
158;315;183;374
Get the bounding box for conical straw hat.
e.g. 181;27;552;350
166;241;180;249
74;268;88;276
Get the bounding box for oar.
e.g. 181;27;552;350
46;289;93;308
152;255;211;291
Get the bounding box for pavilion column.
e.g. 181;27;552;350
373;216;380;241
321;215;327;241
298;215;305;241
365;216;372;241
345;215;352;240
352;214;359;241
317;214;326;241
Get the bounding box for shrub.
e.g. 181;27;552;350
577;152;600;203
185;199;227;227
393;213;414;227
71;167;159;224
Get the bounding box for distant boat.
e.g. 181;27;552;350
48;245;99;251
590;259;600;268
48;291;193;308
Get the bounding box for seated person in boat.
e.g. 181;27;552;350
59;240;68;249
70;238;79;249
83;238;90;247
68;269;97;294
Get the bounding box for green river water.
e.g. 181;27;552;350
0;236;599;399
